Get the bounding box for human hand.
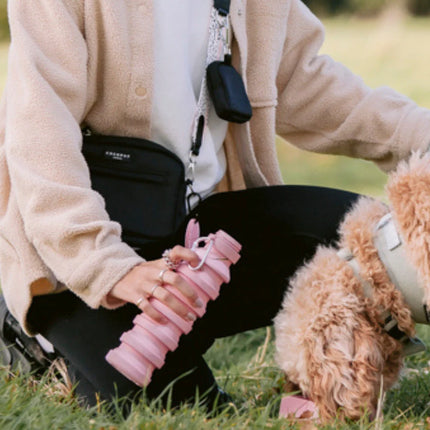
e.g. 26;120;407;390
109;246;204;323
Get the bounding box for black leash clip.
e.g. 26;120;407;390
186;180;202;213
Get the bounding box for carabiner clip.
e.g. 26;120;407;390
188;238;214;271
187;190;202;214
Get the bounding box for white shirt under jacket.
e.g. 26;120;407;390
151;1;228;201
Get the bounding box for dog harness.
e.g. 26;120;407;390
338;213;427;356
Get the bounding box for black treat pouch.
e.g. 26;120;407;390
206;57;252;124
82;133;186;249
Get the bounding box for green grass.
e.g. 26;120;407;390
2;13;430;429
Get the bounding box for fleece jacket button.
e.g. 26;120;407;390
135;86;148;98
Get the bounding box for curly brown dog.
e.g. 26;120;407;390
274;151;430;421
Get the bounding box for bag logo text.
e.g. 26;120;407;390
104;150;132;162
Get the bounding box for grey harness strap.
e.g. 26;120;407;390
337;213;427;356
374;213;430;324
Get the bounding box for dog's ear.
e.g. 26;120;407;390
274;247;403;422
306;308;404;422
306;311;382;420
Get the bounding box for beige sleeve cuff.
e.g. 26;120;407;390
65;242;144;309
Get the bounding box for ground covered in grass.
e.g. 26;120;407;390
1;327;430;429
1;12;430;430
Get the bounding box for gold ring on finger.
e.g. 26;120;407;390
158;268;169;284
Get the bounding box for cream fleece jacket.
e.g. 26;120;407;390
1;0;430;335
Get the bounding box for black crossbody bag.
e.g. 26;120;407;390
82;132;187;249
81;0;251;249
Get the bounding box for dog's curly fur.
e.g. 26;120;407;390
274;152;430;422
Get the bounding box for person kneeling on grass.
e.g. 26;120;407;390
1;0;430;414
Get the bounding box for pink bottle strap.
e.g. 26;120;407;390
185;218;201;248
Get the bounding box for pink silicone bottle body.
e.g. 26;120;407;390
105;228;242;387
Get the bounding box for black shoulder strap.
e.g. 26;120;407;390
214;0;230;16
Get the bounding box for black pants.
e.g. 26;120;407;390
28;186;358;407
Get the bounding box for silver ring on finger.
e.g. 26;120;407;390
149;283;162;298
158;268;169;285
136;296;146;307
162;248;180;270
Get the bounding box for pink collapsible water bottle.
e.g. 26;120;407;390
105;220;242;387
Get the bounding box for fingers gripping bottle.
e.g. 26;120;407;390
105;220;242;386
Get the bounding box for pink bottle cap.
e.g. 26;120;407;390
213;234;241;264
120;326;167;369
215;229;242;253
279;395;319;420
184;218;200;248
134;314;180;351
105;343;154;387
150;299;194;334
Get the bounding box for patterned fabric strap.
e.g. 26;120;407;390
188;4;231;185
